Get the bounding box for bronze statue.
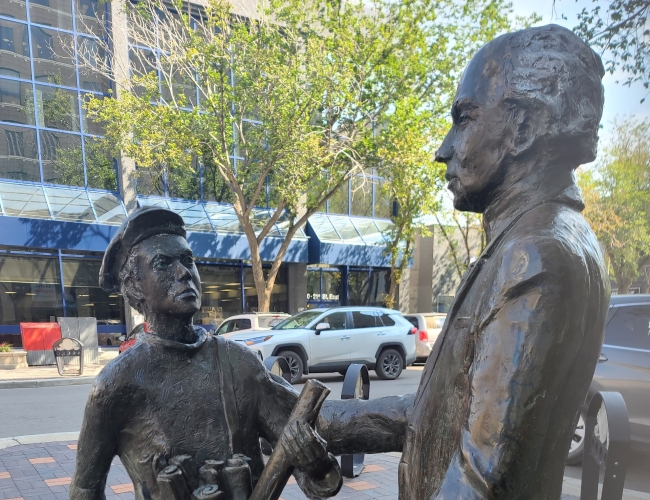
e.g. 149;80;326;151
70;206;345;500
397;24;611;499
72;23;611;500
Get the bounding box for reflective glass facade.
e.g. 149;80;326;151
0;0;115;190
0;1;399;343
326;170;393;219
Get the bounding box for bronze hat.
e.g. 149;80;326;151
99;206;186;293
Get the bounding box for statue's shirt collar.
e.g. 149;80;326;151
483;168;585;243
143;326;208;353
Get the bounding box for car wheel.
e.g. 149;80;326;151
278;350;304;384
566;413;586;465
376;349;404;380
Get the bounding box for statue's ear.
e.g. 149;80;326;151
511;107;542;157
123;274;146;314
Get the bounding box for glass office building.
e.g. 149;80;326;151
0;0;396;345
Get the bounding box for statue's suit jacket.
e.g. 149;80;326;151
398;187;610;499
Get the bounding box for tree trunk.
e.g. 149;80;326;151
611;261;633;294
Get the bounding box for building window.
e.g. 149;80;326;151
0;124;39;181
0;26;15;52
5;129;24;156
306;267;341;307
0;254;64;324
348;268;390;307
196;265;243;327
244;266;287;313
62;259;125;325
0;1;115;189
325;171;392;219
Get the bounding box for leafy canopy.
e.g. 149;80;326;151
578;118;650;292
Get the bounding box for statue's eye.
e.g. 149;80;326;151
153;257;172;270
181;255;195;267
458;112;471;125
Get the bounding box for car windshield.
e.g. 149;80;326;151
272;310;323;330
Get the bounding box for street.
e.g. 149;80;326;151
2;364;649;496
0;366;424;439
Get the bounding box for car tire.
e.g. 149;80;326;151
376;348;404;380
566;412;586;465
278;350;304;384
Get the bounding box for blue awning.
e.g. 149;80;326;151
138;197;308;263
306;214;394;267
0;182;308;263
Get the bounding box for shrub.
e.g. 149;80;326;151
0;342;12;352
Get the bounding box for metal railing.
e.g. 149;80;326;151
341;364;370;478
580;391;630;500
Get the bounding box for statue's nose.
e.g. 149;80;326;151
435;134;453;163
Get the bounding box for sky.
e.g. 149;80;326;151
510;0;649;154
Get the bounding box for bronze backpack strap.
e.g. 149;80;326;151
216;336;242;456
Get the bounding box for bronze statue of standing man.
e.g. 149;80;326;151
398;24;610;499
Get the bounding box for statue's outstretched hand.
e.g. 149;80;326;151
279;420;333;479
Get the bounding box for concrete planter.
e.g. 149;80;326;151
0;351;28;370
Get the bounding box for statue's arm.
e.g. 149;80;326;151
316;394;414;456
70;375;120;500
433;238;592;499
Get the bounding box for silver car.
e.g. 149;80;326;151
404;313;446;362
567;294;650;464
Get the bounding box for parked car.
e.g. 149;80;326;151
98;332;123;347
567;294;650;464
213;313;291;338
96;320;124;346
227;307;417;383
404;313;446;362
118;323;149;354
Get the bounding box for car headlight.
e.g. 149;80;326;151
245;335;273;346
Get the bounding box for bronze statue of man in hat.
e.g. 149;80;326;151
70;206;351;500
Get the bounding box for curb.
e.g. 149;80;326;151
562;476;650;500
0;376;96;390
0;432;80;450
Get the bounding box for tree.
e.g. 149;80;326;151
578;118;650;293
434;209;485;280
566;0;650;97
374;99;443;308
79;0;461;311
369;0;538;308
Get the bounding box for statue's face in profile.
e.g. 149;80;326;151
435;46;520;213
131;234;202;319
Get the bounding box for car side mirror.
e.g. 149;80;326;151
598;352;608;363
315;323;331;335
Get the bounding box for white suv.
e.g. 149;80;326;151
213;313;290;338
227;307;417;383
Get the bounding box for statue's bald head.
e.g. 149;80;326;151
436;25;605;213
458;24;605;165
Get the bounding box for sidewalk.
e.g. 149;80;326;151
2;438;648;499
0;350;118;389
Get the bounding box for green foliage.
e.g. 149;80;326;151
82;0;535;310
578;118;650;293
371;0;538;306
569;0;650;97
0;342;12;352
